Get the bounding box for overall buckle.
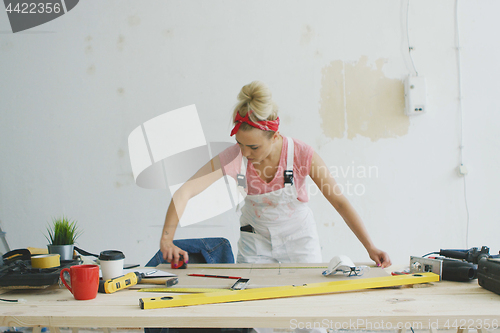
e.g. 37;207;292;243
283;170;293;186
237;174;247;188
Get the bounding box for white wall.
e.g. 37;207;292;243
1;0;499;266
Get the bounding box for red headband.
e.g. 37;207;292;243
230;110;280;136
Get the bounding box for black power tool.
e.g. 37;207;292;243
438;246;500;294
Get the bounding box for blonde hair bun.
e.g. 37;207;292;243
233;81;278;123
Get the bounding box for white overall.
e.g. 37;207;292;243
236;137;322;264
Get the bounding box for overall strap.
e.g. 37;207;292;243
235;156;248;211
284;137;294;186
236;136;294;191
237;156;247;189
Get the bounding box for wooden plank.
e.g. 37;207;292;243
0;265;498;329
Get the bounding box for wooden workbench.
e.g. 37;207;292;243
0;264;499;330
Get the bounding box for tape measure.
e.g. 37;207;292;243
139;272;439;309
99;272;143;294
31;254;60;269
139;287;225;293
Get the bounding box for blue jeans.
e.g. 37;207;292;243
145;237;235;266
144;238;244;333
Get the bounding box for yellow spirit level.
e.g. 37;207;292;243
139;272;439;309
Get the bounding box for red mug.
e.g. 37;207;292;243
60;264;99;300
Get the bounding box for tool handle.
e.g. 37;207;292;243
439;249;468;260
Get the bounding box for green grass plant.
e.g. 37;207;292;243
45;216;82;245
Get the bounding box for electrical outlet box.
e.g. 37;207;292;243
404;75;427;116
458;164;468;176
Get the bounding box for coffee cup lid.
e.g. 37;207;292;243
99;250;125;260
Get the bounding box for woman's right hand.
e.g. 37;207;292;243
160;238;189;267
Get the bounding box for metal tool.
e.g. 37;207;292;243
412;246;500;282
230;278;249;290
410;256;443;276
165;277;178;287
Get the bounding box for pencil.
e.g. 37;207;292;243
187;274;242;280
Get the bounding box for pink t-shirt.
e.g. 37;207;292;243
218;136;314;202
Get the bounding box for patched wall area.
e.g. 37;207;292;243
320;56;408;142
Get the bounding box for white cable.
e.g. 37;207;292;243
463;175;470;249
406;0;418;76
455;0;464;165
61;0;68;13
454;0;470;248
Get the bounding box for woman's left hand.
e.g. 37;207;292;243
368;247;392;268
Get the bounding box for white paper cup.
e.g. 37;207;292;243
99;250;125;281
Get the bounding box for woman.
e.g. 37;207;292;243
160;81;391;269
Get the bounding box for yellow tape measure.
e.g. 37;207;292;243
139;287;225;293
139;272;439;309
31;254;60;269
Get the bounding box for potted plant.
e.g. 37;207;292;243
45;216;82;261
